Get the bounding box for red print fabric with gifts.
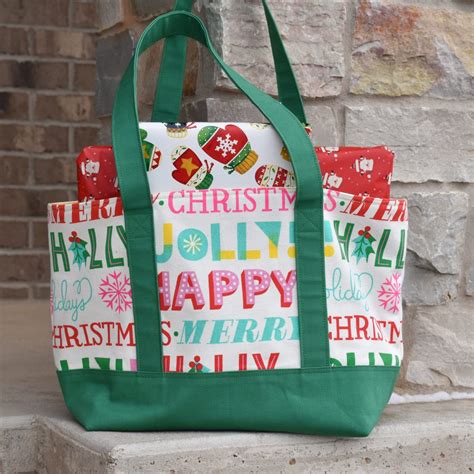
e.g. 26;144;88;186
315;146;394;198
77;146;120;201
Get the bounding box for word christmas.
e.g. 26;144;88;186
49;189;407;224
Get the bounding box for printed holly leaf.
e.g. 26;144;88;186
352;230;376;264
68;239;90;269
364;245;375;259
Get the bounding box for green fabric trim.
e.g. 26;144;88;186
58;367;399;435
151;0;193;122
112;11;328;372
152;0;306;123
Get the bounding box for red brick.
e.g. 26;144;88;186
0;0;69;26
71;0;98;28
0;156;29;185
0;188;69;217
0;125;69;153
34;156;76;184
0;26;30;55
35;94;95;122
0;221;29;248
33;285;51;299
34;30;96;59
0;60;69;89
0;285;29;299
0;92;29;119
0;254;50;282
32;220;49;248
73;63;96;92
74;126;99;152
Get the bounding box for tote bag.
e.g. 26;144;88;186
48;6;408;436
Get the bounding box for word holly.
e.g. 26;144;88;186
50;226;126;273
333;221;406;269
330;351;401;367
163;353;281;372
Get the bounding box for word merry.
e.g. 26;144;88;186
49;198;123;224
159;270;297;311
161;316;299;346
328;314;402;345
340;195;407;222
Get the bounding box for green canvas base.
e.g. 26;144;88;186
58;366;399;436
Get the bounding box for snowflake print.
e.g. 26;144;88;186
215;133;238;158
377;273;402;313
182;233;203;255
99;271;132;313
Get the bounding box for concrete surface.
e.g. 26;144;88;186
1;301;473;473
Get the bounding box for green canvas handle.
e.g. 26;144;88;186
152;0;307;124
112;10;328;373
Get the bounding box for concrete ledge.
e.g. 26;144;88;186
1;302;473;472
1;400;472;473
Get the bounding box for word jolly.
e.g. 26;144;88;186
157;221;294;263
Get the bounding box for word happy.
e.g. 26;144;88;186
159;270;297;311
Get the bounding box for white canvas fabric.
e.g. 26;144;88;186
48;186;407;373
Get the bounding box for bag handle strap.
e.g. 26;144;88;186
112;10;328;373
152;0;307;124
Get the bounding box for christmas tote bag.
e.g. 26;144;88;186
48;6;408;436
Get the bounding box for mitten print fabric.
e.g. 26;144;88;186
76;123;395;201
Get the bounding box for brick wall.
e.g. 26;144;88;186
0;0;99;298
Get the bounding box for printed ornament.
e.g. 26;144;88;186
351;226;376;264
140;129;162;171
255;164;295;188
171;146;214;189
198;124;258;174
165;122;196;138
68;231;90;269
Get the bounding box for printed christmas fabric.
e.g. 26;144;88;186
76;123;394;201
48;187;407;373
